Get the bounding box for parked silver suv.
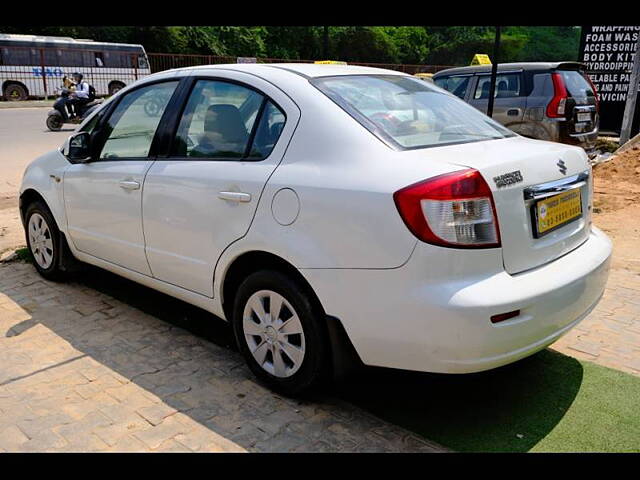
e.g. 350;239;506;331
433;62;599;155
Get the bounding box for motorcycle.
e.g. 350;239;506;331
46;85;102;132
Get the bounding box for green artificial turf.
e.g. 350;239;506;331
336;349;640;452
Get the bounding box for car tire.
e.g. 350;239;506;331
232;270;330;396
24;201;73;281
3;83;28;101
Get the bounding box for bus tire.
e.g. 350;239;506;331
108;82;125;96
3;83;28;101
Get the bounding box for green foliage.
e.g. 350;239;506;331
331;26;399;63
14;247;33;264
0;26;582;66
505;26;581;62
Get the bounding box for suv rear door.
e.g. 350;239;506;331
467;71;527;129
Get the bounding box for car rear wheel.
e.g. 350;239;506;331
232;270;330;396
24;201;72;281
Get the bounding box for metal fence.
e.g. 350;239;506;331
147;52;455;76
0;45;456;101
0;45;150;100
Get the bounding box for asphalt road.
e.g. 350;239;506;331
0;107;73;197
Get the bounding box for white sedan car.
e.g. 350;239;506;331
19;64;612;394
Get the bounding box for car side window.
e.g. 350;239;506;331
246;101;286;159
99;81;179;159
434;76;470;99
172;80;265;159
474;73;521;99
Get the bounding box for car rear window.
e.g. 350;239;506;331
558;70;596;99
312;74;515;150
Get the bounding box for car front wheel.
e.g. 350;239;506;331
24;201;71;281
232;270;330;396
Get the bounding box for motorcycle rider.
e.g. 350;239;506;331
66;72;92;119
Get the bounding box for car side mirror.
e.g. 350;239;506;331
64;132;92;163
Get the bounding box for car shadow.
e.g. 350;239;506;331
1;261;583;452
331;349;584;452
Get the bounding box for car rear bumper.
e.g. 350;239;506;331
302;226;612;373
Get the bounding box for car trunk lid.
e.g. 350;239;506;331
400;136;592;274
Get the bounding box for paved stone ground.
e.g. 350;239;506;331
0;261;445;453
552;267;640;376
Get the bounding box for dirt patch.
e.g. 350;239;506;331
593;147;640;214
0;194;18;211
592;147;640;272
0;196;24;257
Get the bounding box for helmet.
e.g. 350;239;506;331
72;72;83;81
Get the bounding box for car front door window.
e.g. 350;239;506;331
99;81;179;159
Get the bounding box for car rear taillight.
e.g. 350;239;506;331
393;169;501;249
583;72;600;113
546;72;568;118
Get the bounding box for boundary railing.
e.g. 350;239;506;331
0;45;457;100
147;53;455;76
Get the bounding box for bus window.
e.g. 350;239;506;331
60;49;83;68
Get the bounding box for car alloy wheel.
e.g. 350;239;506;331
242;289;306;378
28;212;54;269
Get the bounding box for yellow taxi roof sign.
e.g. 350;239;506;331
471;54;492;66
314;60;347;65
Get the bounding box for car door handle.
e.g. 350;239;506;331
218;191;251;203
507;108;521;117
119;180;141;190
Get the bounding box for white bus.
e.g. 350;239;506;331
0;33;151;101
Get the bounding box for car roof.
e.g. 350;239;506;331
433;61;586;77
169;62;407;79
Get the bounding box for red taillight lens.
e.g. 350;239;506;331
393;169;501;249
583;72;600;113
546;72;568;118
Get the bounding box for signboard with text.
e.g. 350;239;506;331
579;26;640;135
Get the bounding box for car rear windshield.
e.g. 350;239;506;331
312;74;515;150
558;70;596;99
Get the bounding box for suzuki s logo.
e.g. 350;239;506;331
557;159;567;175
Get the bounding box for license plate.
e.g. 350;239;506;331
577;112;591;122
534;188;582;237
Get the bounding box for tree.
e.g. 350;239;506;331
331;27;399;63
385;27;431;64
0;25;583;65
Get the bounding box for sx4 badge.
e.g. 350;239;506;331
493;170;523;188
